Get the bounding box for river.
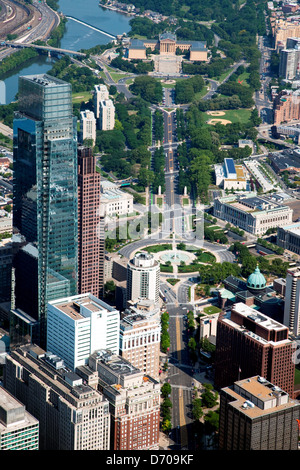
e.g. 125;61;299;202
2;0;132;104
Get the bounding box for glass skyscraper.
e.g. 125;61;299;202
11;74;78;348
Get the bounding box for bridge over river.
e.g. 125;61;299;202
65;16;116;39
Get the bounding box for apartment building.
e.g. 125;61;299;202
93;84;109;119
79;110;96;145
126;252;160;305
99;99;115;130
273;88;300;125
119;300;161;379
88;349;160;450
4;345;110;450
283;266;300;336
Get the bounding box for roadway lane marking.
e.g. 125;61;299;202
176;316;181;362
179;390;188;448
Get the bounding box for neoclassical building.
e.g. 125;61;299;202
127;31;208;62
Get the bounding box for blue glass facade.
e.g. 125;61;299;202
12;74;78;348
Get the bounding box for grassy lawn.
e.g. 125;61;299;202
295;367;300;385
235;71;250;86
216;68;234;83
72;91;92;104
203;305;221;315
156;197;163;207
193;86;209;102
144;244;172;253
196;252;216;263
160;264;173;273
167;278;180;286
109;72;130;82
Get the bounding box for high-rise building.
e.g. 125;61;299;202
0;385;39;450
4;344;110;450
88;350;160;450
77;146;104;297
279;38;300;80
214;303;295;396
0;238;12;307
79;110;96;145
47;293;120;369
273;88;300;125
11;74;78;348
283;266;300;336
93;84;109;119
99;99;115;130
120;300;161;379
126;252;160;305
219;375;300;450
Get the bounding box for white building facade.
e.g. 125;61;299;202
283;267;300;336
214;193;293;235
80;110;96;145
126;253;160;304
93;84;109;118
100;181;134;219
47;293;120;370
99;99;115;130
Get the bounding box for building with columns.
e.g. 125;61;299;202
127;32;208;62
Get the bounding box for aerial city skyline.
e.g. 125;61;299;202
1;0;300;454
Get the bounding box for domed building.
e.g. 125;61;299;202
220;266;284;322
246;265;267;294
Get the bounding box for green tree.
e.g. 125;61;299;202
192;398;203;421
161;383;172;399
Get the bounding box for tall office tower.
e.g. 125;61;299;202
47;293;120;369
0;238;12;308
77;146;104;297
126;252;160;305
99;99;115;130
4;345;110;450
120;300;161;379
89;350;160;450
0;385;39;450
79;110;96;145
219;376;300;450
93;84;109;119
11;74;78;349
283;267;300;336
214;303;295;396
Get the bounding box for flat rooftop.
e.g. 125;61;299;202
49;294;117;320
232;302;286;331
222;376;298;419
20;74;68;87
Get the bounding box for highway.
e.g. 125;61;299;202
117;89;234;449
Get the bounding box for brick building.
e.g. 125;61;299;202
88;350;160;450
214;303;295;397
78;146;104;297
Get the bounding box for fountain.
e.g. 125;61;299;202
160;251;191;265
